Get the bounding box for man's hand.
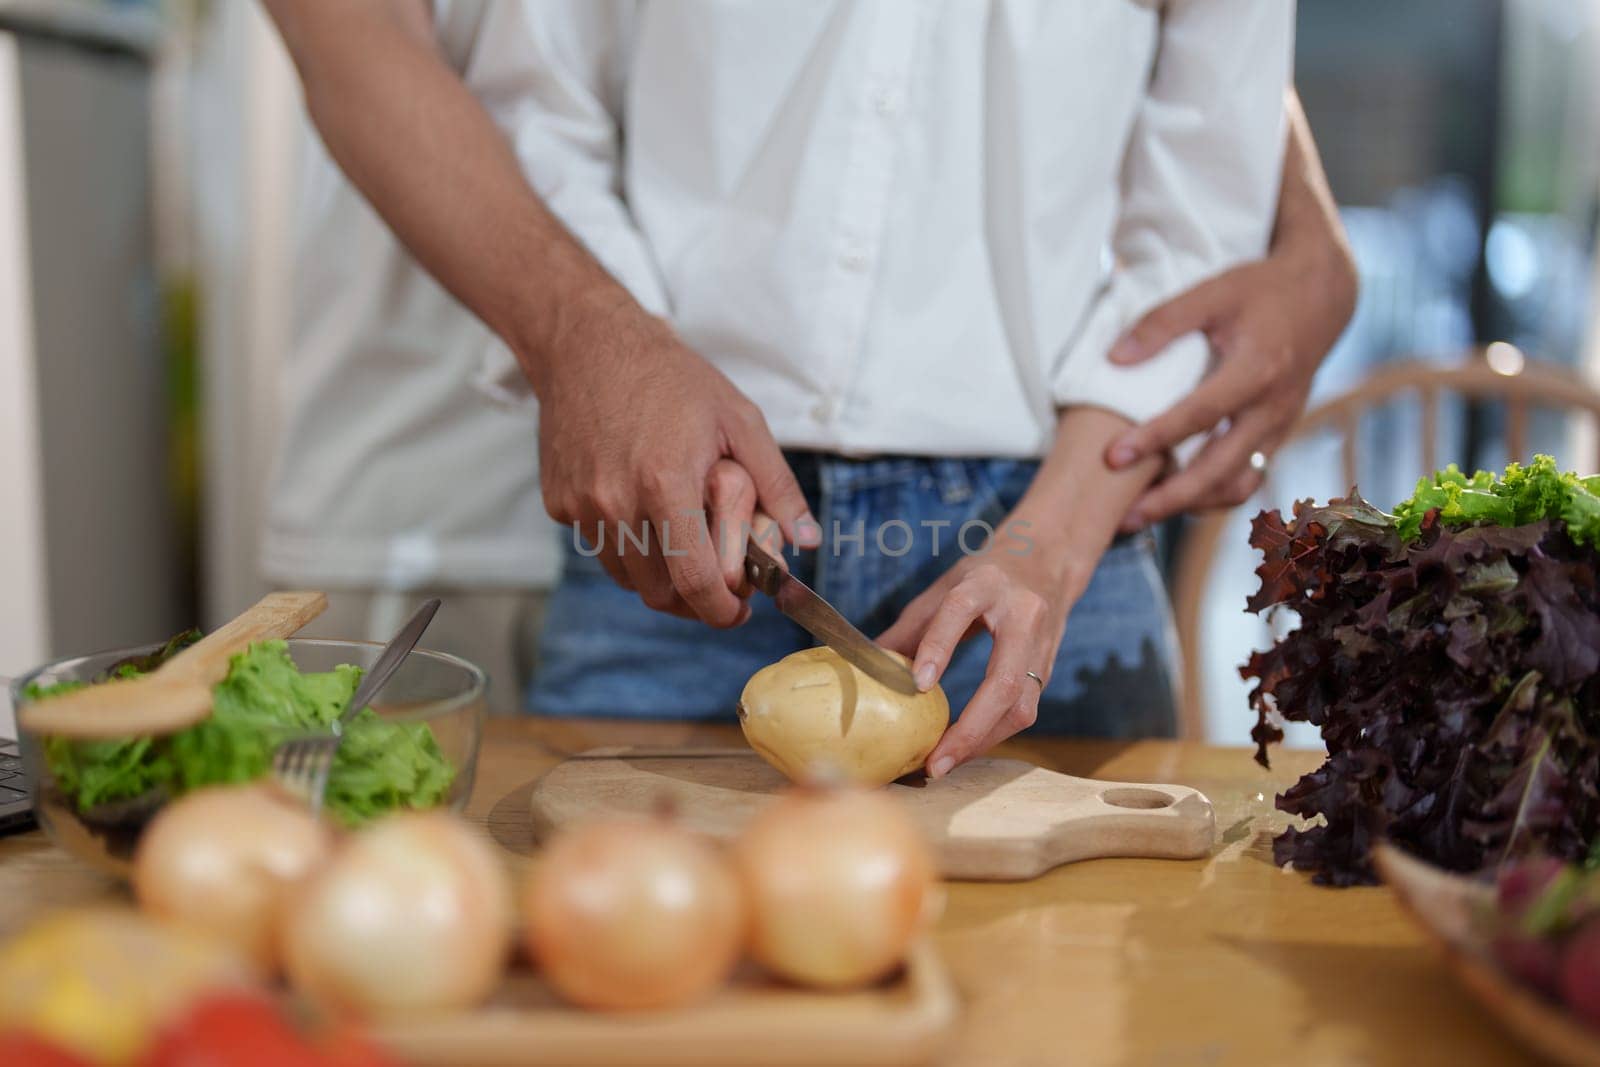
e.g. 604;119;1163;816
257;1;815;628
879;548;1082;779
1104;89;1358;531
1102;246;1356;530
538;303;818;628
705;462;790;597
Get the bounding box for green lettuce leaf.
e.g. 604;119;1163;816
1394;455;1600;547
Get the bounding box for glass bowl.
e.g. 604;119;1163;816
12;638;486;878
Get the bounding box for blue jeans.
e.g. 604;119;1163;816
529;453;1179;738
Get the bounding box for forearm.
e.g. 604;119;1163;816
1008;408;1163;591
1271;90;1358;311
260;0;644;399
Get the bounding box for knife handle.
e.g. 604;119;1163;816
744;541;786;597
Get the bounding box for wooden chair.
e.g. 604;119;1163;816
1170;347;1600;740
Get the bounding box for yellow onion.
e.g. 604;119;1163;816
738;647;948;787
132;783;333;975
733;783;937;989
281;812;512;1019
522;816;745;1011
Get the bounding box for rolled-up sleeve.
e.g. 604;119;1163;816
1050;0;1294;425
443;0;669;405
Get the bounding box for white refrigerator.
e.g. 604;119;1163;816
0;0;181;725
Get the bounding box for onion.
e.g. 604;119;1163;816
732;783;937;989
281;812;512;1018
522;816;745;1011
133;783;333;975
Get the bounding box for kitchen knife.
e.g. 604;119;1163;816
744;538;920;695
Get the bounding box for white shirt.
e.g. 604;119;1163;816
265;0;1292;591
471;0;1294;458
264;129;563;591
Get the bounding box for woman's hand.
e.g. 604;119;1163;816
879;546;1087;778
878;408;1161;776
1103;90;1358;529
1101;245;1355;529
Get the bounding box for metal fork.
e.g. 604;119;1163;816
272;598;441;815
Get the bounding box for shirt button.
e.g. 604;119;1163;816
873;88;902;118
839;250;870;273
811;397;837;423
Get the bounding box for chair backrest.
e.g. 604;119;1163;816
1169;348;1600;740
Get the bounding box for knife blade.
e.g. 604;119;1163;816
744;538;920;695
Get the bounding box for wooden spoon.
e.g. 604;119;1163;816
18;591;328;740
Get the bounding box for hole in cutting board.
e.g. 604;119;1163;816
1100;787;1174;810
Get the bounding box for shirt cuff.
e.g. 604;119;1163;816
1050;290;1211;429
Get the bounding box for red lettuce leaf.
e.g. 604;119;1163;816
1244;494;1600;886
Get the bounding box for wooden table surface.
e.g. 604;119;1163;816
0;719;1536;1067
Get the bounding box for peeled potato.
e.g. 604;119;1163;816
737;647;948;786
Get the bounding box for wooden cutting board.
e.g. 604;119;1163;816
528;747;1215;881
378;942;955;1067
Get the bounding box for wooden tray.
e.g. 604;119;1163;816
375;941;956;1067
529;747;1216;881
1374;844;1600;1067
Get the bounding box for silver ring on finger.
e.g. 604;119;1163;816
1248;450;1269;476
1025;670;1045;690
